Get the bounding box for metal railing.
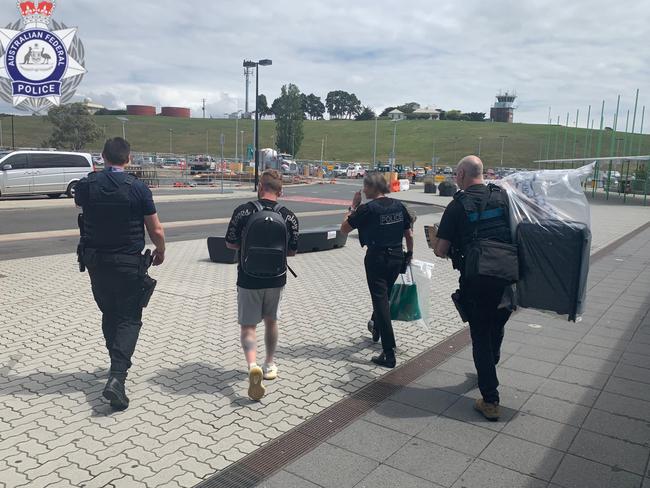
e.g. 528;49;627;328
534;156;650;205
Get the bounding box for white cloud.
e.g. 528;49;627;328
0;0;647;131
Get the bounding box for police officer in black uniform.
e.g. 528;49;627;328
75;138;166;410
434;155;513;421
341;172;414;368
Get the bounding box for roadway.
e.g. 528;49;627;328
0;182;441;260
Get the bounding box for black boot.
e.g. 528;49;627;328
103;376;129;411
367;320;380;343
371;350;396;368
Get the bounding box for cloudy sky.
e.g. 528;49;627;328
2;0;649;129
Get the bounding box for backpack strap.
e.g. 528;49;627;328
251;200;264;212
124;174;136;185
272;203;285;215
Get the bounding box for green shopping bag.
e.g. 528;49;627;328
389;270;422;321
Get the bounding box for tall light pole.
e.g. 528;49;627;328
116;116;128;139
499;135;507;166
169;129;173;154
372;115;378;167
240;130;245;162
320;137;325;163
244;58;272;191
234;109;242;160
390;120;397;171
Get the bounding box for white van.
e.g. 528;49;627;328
0;150;93;198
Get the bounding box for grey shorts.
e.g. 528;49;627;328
237;286;284;325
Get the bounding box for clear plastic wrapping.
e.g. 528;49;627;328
495;164;594;322
498;163;593;237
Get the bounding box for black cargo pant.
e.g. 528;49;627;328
88;260;144;376
460;277;511;404
365;247;404;353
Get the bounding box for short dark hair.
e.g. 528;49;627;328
102;137;131;165
363;172;390;194
260;169;283;194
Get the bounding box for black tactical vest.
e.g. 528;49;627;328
359;197;406;249
83;171;144;252
455;184;512;250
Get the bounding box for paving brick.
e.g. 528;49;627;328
362;400;436;436
613;363;650;385
480;433;564;481
385;438;473;487
536;377;600;407
550;365;610;389
353;464;441;488
521;393;590;427
502;412;579;450
582;409;650;446
285;443;378;488
389;384;459;414
412;369;477;395
604;376;650;403
552;454;642;488
594;390;650;422
255;470;322;488
450;458;548;488
82;468;125;488
495;368;546;392
328;419;410;462
416;415;496;456
569;430;650;475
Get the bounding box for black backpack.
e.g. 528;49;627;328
241;201;288;278
460;185;519;285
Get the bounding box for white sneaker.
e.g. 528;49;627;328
248;364;265;401
263;363;278;380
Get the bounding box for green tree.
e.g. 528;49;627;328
273;84;305;156
257;94;273;117
302;93;325;119
445;109;463;121
345;93;362;119
325;90;349;119
463;112;486;122
355;106;376;121
397;102;420;114
46;103;103;150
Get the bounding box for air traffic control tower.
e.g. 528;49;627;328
490;91;517;123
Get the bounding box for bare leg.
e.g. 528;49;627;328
240;325;257;367
263;318;278;365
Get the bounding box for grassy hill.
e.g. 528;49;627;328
4;115;649;168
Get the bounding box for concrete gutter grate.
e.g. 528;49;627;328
195;328;471;488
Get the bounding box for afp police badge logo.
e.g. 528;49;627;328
0;1;86;113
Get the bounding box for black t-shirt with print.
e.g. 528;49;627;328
226;199;300;289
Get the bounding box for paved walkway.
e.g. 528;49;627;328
1;200;648;487
0;211;460;488
255;227;650;488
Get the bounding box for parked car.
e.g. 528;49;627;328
0;150;93;198
332;165;347;177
